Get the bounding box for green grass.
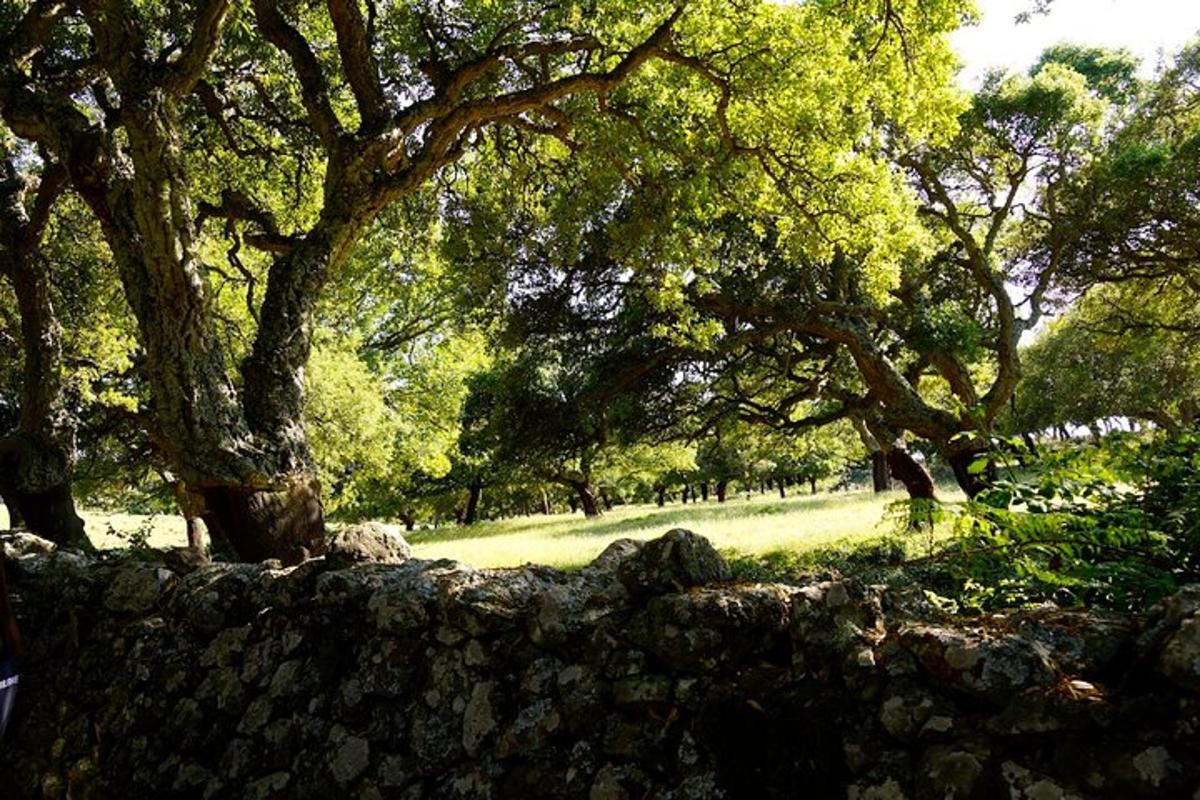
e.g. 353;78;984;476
407;488;922;569
2;486;963;571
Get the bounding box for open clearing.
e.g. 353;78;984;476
2;486;962;570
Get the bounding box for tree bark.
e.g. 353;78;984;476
778;481;786;498
0;161;86;547
540;489;552;515
462;479;483;525
886;447;936;500
716;481;728;503
945;447;992;499
700;482;709;502
573;482;601;518
809;478;817;495
871;452;892;493
656;486;666;507
200;476;324;563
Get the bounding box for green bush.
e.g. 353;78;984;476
893;433;1198;612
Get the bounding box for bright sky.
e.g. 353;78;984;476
953;0;1200;86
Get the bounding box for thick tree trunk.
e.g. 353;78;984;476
44;61;330;563
682;485;690;504
886;447;936;501
200;476;325;564
401;514;416;533
462;480;483;526
716;481;728;503
700;482;709;502
0;162;87;547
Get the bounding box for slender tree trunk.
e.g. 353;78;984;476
700;482;709;502
809;478;817;495
871;452;891;493
600;490;613;512
778;481;786;499
462;479;483;525
0;161;86;548
682;485;690;504
716;481;728;503
656;486;666;507
401;514;416;533
540;489;552;515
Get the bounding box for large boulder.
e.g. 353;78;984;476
1154;586;1200;694
325;522;412;568
616;529;730;597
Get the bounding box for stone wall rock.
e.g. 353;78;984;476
1;529;1198;799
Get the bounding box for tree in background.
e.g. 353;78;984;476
1012;284;1200;435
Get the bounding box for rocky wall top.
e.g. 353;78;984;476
1;527;1198;799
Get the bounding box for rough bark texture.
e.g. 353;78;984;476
199;476;326;566
715;481;728;503
0;162;86;547
4;530;1200;799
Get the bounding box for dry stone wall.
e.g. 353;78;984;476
1;528;1199;799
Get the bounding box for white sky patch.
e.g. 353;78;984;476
954;0;1200;86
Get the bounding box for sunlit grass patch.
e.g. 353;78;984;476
407;487;962;570
5;485;963;573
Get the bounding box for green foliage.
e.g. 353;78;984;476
890;434;1199;612
1011;282;1200;433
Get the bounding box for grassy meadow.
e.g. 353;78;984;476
4;485;963;571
